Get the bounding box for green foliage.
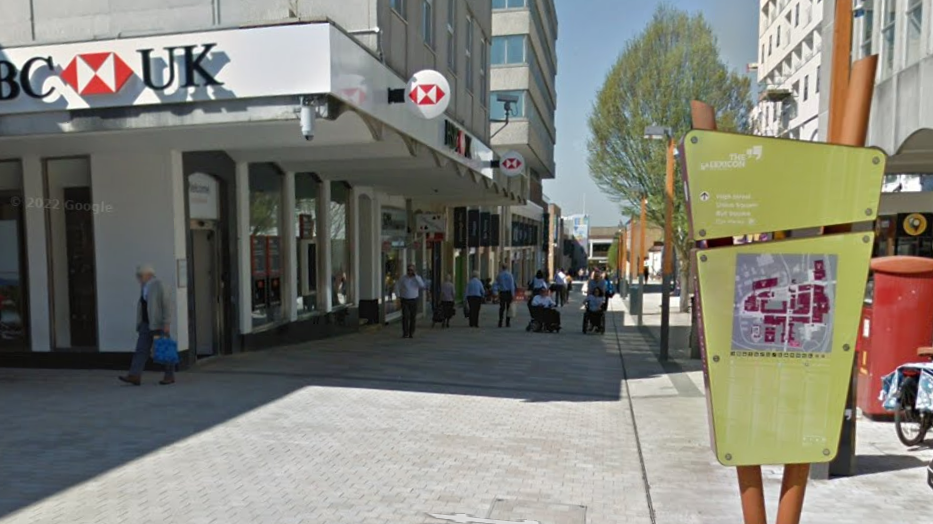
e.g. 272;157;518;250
587;5;751;278
607;237;620;271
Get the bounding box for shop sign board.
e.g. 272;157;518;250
468;210;480;247
682;131;886;467
491;214;501;247
480;212;491;247
453;207;467;249
416;213;446;234
0;24;330;116
405;69;451;120
499;151;525;177
188;172;219;221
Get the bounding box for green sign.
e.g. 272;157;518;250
681;131;886;239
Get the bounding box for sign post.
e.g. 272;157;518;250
681;129;885;524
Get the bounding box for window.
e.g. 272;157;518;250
330;182;351;307
803;75;809;101
446;0;456;72
465;16;474;93
795;3;800;26
769;35;773;55
776;26;781;47
816;65;820;93
249;164;284;329
422;0;434;47
761;44;765;62
882;0;897;76
906;0;923;65
491;35;527;65
480;37;488;107
861;0;875;59
492;0;527;9
490;90;526;120
391;0;406;19
295;173;318;315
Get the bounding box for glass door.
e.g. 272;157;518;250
0;192;29;351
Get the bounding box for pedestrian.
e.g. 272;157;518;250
496;262;516;328
564;272;573;303
554;268;567;307
440;274;456;328
584;287;606;333
528;269;548;316
119;264;174;386
395;264;425;339
466;270;485;328
643;265;650;283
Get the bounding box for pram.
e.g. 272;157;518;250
583;309;605;334
526;306;561;333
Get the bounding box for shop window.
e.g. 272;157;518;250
382;207;408;316
861;0;875;59
330;182;351;307
0;161;28;351
906;0;923;65
248;164;284;329
295;173;318;316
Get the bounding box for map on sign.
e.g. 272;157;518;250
731;253;837;354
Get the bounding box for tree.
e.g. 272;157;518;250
606;237;620;271
587;5;751;310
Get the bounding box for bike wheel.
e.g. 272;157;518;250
895;405;928;447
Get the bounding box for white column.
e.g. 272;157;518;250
318;180;333;312
236;162;252;334
169;151;189;351
22;156;50;352
283;171;298;322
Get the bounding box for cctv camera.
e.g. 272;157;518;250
300;104;315;141
496;93;519;104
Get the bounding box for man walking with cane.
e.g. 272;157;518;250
496;262;516;328
395;264;425;338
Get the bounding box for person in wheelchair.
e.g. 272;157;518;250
527;288;561;333
583;287;606;334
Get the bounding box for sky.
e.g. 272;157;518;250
545;0;759;226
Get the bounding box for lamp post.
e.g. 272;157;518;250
645;125;675;361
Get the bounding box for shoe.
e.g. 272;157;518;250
159;378;175;385
118;375;141;386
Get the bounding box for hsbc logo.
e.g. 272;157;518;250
0;44;223;102
60;53;134;95
408;84;446;106
502;158;522;170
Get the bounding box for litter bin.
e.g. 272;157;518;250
856;256;933;418
629;284;642;316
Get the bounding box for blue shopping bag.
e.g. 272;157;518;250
153;336;179;365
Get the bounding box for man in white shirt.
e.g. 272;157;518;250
554;268;567;307
395;264;425;338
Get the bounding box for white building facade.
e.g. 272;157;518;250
488;0;558;285
0;1;524;367
754;0;824;141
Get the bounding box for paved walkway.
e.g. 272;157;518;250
0;293;931;524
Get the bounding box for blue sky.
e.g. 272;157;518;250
544;0;759;225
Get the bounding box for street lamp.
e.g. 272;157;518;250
644;124;675;362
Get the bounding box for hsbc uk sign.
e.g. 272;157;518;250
0;24;332;117
0;44;222;101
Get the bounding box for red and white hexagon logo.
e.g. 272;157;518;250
500;151;526;177
60;53;135;96
405;70;451;119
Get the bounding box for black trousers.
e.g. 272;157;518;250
467;296;483;327
401;298;417;336
554;286;565;306
498;292;513;324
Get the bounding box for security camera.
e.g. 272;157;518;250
300;103;315;141
496;93;519;104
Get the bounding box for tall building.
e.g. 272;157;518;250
754;0;824;141
488;0;558;284
0;0;526;366
821;0;933;258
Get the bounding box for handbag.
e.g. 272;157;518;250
153;336;180;365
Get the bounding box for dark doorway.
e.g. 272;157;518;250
62;187;98;348
0;191;29;351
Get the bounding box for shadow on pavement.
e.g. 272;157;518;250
855;453;929;476
0;300;691;519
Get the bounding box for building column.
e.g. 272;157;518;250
235;162;252;335
22;156;50;352
318;180;333;312
169;151;189;351
283;171;298;322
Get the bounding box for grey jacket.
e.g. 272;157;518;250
137;278;171;333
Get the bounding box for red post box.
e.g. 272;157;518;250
856;256;933;417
